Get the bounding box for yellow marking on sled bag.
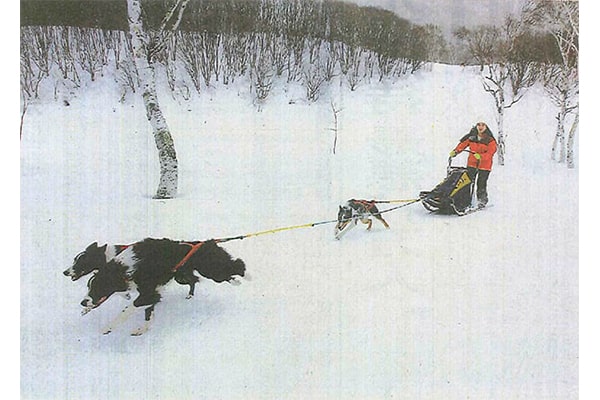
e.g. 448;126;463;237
450;172;472;197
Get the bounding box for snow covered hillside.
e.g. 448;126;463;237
21;64;578;399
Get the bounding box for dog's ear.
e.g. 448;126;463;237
87;242;99;250
339;206;343;211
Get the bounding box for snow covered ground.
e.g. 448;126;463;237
20;63;578;399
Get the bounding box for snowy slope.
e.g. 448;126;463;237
21;64;578;399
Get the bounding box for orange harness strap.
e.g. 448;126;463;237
353;199;376;212
172;242;204;272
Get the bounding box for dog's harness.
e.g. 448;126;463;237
119;242;205;282
117;241;205;283
116;244;131;252
172;241;205;272
348;199;376;218
353;199;376;210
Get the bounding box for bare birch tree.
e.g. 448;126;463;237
329;101;341;154
539;64;578;164
126;0;189;199
455;18;538;166
523;0;579;168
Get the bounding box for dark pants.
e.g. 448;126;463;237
466;167;491;206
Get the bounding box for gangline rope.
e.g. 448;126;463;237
214;198;421;243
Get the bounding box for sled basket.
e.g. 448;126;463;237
420;159;473;215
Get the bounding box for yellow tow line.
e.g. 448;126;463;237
214;198;420;243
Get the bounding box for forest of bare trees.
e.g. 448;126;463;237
21;0;578;176
21;0;457;198
21;0;448;105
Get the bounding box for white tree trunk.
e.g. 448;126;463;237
488;77;506;166
566;111;578;169
127;0;178;199
482;62;522;168
552;95;567;163
496;105;505;166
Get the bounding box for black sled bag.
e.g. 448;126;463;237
419;163;473;215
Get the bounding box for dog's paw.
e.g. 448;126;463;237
131;325;150;336
102;329;112;335
185;294;194;299
229;278;242;286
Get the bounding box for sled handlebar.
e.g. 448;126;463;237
448;149;480;170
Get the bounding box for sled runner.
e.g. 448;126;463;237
419;158;473;216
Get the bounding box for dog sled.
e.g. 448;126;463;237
419;158;474;216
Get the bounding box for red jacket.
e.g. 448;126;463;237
454;128;497;171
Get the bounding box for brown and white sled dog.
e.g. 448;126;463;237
334;199;390;240
66;238;246;336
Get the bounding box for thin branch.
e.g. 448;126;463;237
330;101;341;155
149;0;190;59
157;0;184;33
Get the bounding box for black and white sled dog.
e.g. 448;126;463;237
64;241;130;281
65;238;246;335
334;199;390;240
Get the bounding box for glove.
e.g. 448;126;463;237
449;150;457;157
473;153;481;160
